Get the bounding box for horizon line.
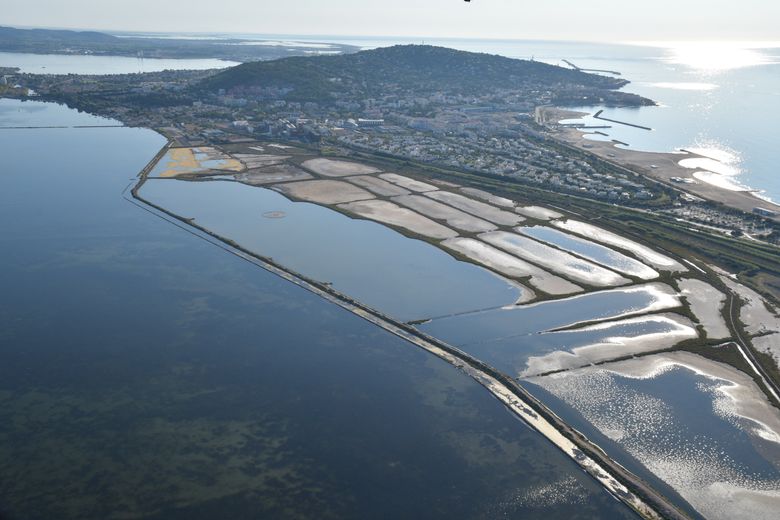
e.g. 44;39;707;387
4;24;780;48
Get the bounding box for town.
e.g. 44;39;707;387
5;45;778;245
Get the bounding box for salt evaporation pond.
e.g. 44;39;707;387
528;352;780;520
480;231;630;287
553;219;685;271
517;225;659;280
421;283;681;343
522;314;697;376
140;178;525;321
424;312;694;378
419;284;689;376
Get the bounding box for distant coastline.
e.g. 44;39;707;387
0;25;359;63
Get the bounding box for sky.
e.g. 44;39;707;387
5;0;780;42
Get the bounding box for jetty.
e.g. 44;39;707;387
563;59;622;76
594;110;653;131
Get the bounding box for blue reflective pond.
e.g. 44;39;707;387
140;178;524;322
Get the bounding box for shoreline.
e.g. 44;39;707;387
539;107;780;222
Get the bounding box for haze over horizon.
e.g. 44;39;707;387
5;0;780;43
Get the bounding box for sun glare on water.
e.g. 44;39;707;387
632;41;780;72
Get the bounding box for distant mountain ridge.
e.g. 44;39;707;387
0;26;357;62
201;45;652;106
0;26;118;44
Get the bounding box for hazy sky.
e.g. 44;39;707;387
6;0;780;42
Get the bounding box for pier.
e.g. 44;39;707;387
563;59;622;76
593;110;653;131
559;123;613;129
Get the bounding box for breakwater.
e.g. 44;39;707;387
594;110;653;131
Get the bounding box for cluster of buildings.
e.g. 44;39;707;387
335;119;657;202
661;204;778;241
7;60;779;243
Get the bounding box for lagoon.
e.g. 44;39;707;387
139;178;525;322
0;98;638;519
0;50;237;74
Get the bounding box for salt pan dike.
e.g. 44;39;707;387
446;313;695;378
553;219;686;272
517;225;659;280
528;352;780;520
422;309;693;378
481;231;631;287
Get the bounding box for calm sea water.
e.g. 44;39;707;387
0;98;638;518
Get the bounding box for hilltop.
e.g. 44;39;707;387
0;26;118;45
200;45;652;106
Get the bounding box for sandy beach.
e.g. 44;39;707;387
540;108;780;222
